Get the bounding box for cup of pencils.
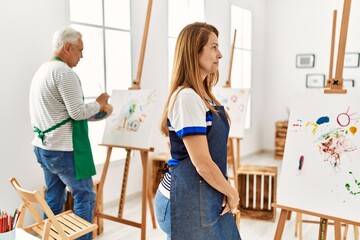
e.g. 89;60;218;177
0;209;21;234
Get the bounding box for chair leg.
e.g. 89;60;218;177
42;220;51;240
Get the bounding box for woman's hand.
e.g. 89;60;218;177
220;195;230;215
227;186;240;213
221;186;239;215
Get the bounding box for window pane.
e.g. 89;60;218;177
241;50;252;88
231;49;251;88
168;0;204;37
168;0;204;85
231;6;252;50
168;0;188;37
72;24;104;98
242;10;252;50
88;119;107;164
104;0;130;30
188;0;205;24
70;0;102;25
105;29;132;93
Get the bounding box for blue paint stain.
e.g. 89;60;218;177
298;155;304;170
316;116;330;125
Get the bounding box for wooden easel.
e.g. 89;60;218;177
274;205;359;240
95;1;156;239
324;0;350;94
223;29;242;185
325;10;337;88
274;1;359;239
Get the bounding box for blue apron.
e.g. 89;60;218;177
170;106;241;240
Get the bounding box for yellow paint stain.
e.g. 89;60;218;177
349;126;357;135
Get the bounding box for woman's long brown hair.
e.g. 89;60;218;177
160;22;224;136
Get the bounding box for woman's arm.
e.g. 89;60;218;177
183;135;239;213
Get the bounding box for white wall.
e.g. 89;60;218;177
0;0;68;217
263;0;360;150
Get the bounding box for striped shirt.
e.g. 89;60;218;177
29;60;100;151
159;87;214;199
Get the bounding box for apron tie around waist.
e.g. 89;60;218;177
33;117;96;180
34;117;72;145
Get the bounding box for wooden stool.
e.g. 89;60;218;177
237;165;277;221
44;180;103;238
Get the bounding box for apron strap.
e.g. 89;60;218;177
33;117;72;145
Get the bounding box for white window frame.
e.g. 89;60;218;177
69;0;132;164
168;0;205;84
231;4;252;129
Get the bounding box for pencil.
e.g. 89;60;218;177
0;213;3;233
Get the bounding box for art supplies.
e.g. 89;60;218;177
0;209;20;234
88;104;113;122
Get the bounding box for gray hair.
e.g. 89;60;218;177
52;26;82;51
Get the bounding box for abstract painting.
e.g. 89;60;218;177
277;92;360;223
213;88;250;138
101;89;157;149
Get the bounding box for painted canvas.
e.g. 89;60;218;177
277;92;360;223
101;89;157;149
213;88;250;138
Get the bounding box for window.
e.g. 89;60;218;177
231;5;252;129
69;0;132;163
168;0;204;83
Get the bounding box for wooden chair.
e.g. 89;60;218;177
9;177;98;240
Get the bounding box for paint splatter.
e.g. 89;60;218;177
345;172;360;195
317;129;356;169
291;119;303;133
349;126;357;135
337;106;360;127
305;107;358;172
316;116;330;125
297;155;304;175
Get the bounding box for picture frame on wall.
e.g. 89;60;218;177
306;74;325;88
296;54;315;68
343;79;355;88
344;53;360;68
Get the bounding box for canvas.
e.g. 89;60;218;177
213;88;250;138
101;89;157;149
277;92;360;223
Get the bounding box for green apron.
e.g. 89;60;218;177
34;118;96;180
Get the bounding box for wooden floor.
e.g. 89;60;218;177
94;151;358;240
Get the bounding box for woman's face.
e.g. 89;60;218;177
198;32;222;80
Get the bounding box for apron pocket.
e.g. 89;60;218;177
155;190;170;222
199;179;223;227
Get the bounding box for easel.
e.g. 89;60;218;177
223;29;242;185
274;205;359;240
95;1;156;239
274;1;360;239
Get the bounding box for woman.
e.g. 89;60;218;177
155;22;241;240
